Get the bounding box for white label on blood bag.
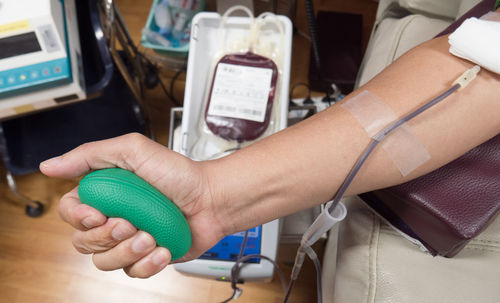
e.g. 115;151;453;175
208;63;273;123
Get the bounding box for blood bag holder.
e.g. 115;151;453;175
180;12;292;158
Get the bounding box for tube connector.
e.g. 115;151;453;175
453;65;480;89
291;250;306;280
301;201;347;248
233;288;242;299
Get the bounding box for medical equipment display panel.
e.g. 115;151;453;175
0;0;86;119
0;32;42;60
199;226;262;263
0;0;72;98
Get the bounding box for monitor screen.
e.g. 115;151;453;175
199;226;262;263
0;32;42;60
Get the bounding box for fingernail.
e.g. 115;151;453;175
82;216;100;229
112;224;134;241
132;233;155;253
152;249;169;267
40;156;62;168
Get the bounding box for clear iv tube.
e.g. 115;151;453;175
304;245;322;303
283;243;322;303
254;13;285;67
284;66;479;303
219;5;255;51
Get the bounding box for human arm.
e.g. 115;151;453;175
41;31;500;278
207;34;500;234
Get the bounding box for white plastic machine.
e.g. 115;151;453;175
0;0;85;119
175;223;280;282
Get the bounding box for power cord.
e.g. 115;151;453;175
304;0;321;79
157;71;184;106
170;69;185;105
272;0;278;14
142;55;185;106
304;0;334;100
221;230;288;303
134;42;185;106
221;230;249;303
289;82;341;108
322;83;342;106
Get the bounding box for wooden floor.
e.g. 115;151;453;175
0;188;320;303
0;1;377;302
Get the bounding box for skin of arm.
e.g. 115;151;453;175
41;31;500;278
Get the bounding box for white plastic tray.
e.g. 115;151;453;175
180;12;292;156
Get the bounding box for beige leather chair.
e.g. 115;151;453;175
321;1;500;302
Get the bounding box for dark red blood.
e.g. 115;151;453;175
205;52;278;142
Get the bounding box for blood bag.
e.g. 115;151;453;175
205;51;278;141
190;6;285;160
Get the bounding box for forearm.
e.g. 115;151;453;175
206;35;500;235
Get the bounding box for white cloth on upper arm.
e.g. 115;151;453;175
449;17;500;74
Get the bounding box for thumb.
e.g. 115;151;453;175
40;133;163;179
40;132;204;208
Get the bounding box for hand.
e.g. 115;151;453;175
40;133;226;278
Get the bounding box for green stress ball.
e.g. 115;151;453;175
78;168;192;261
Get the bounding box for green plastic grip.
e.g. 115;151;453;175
78;168;192;261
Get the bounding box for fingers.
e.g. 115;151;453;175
58;187;106;231
91;231;155;270
39;132;155;179
91;231;170;277
66;194;171;278
72;218;137;254
71;216;171;278
123;247;171;278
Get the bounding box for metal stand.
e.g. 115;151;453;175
5;172;44;217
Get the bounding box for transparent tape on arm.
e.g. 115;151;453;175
189;7;285;160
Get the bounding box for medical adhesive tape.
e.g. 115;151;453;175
341;90;431;177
